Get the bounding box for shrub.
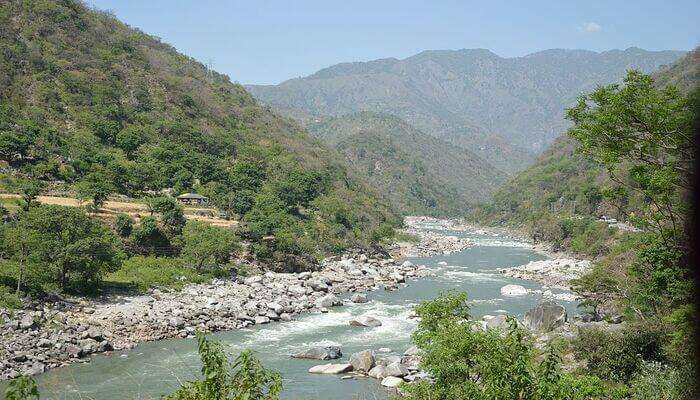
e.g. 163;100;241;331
180;221;239;270
165;333;282;400
114;213;133;237
0;285;21;309
4;376;39;400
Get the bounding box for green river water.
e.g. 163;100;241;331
33;226;578;400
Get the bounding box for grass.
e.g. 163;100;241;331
104;256;217;292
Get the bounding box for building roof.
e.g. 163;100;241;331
176;193;208;200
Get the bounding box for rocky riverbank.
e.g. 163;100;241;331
0;252;431;380
499;258;592;289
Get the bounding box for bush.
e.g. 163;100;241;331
180;221;239;270
114;213;133;237
404;292;607;400
4;376;39;400
0;285;21;309
165;333;282;400
105;256;211;291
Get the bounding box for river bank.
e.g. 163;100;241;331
1;217;476;381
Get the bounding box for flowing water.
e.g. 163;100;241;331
34;227;578;400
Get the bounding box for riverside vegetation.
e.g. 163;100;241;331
1;1;698;399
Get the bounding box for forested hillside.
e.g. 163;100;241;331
308;112;506;216
0;0;399;261
248;48;684;172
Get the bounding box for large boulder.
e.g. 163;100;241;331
350;350;375;372
308;363;353;374
292;346;342;360
350;293;368;303
381;376;404;388
349;316;382;327
523;301;567;332
368;365;387;379
315;294;339;308
384;362;409;377
500;284;528;296
484;314;509;330
19;314;35;330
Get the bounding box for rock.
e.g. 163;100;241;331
485;314;509;330
368;365;387;379
500;284;528;296
314;294;339;308
349;316;382;327
384;362;409;377
308;281;330;292
280;313;292;322
79;338;99;354
401;355;421;370
244;276;263;285
267;302;284;314
381;376;404;388
377;355;402;366
401;261;414;268
298;271;312;280
292;346;342;360
288;285;308;296
86;327;103;341
403;345;420;356
19;314;35;330
169;317;185;328
254;316;270;325
66;344;82;358
308;363;353;374
349;350;375;372
523;301;567;332
350;294;368;303
390;273;405;283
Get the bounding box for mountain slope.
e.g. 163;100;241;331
471;48;699;242
247;48;684;172
308;112;506;216
0;0;398;255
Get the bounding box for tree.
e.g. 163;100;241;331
76;172;113;210
8;205;123;292
17;179;43;211
181;221;239;270
145;196;186;235
114;213;133;237
566;71;694;240
130;216;171;255
0;225;38;294
165;333;282;400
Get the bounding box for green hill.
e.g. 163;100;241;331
308;112;506;216
0;0;398;256
247;48;684;173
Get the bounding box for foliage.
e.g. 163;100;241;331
0;205;123;293
627;362;689;400
104;256;213;291
0;0;399;258
404;292;607;400
129;216;172;255
4;376;39;400
180;221;239;270
0;284;22;309
114;213;133;237
165;333;282;400
17;179;43;211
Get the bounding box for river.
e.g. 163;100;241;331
35;226;578;400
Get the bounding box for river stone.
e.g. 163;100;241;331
280;313;292;322
66;344;82;358
308;363;353;374
168;317;185;328
350;350;375;372
267;302;284;314
86;327;103;341
404;345;420;356
19;314;35;330
350;294;368;303
288;285;307;296
500;284;528;296
523;301;567;332
315;294;338;308
384;362;409;377
292;346;342;360
349;316;382;327
244;276;263;285
401;261;414;268
485;314;509;330
368;365;387;379
254;316;270;325
381;376;404;388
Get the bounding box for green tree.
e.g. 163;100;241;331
114;213;134;237
181;221;239;270
130;216;171;255
8;205;123;292
0;224;37;294
76;172;114;210
17;179;43;211
165;333;282;400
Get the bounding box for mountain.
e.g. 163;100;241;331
470;48;699;249
247;48;685;172
308;112;507;216
0;0;398;255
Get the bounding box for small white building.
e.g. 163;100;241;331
176;193;209;206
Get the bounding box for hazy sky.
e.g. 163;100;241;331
87;0;699;85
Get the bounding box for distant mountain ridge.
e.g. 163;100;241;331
308;112;506;215
247;47;685;173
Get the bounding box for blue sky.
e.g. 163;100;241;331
87;0;699;85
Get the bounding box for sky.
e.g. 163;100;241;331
87;0;700;85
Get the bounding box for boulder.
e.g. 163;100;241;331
523;301;567;332
349;350;375;372
308;363;353;374
403;345;420;356
350;294;368;304
254;316;270;325
19;314;35;330
292;346;342;360
500;284;528;296
368;365;387;379
244;276;263;285
168;317;185;328
384;362;409;377
485;314;509;330
381;376;404;388
314;294;339;308
349;316;382;327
